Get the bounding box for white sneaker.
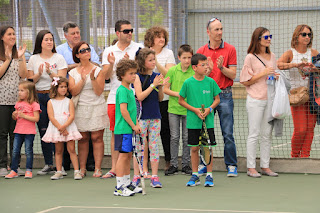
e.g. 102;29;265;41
74;171;82;180
113;185;135;197
17;167;25;176
61;167;67;176
0;168;8;177
127;182;143;193
50;172;64;180
37;165;55;175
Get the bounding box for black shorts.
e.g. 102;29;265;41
188;128;216;146
115;134;133;153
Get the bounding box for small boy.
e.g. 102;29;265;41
163;44;194;176
113;59;142;196
178;53;221;187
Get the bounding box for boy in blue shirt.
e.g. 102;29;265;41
179;53;221;187
113;59;142;196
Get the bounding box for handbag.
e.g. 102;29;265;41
289;86;309;106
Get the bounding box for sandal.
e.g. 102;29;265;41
143;172;152;179
101;171;116;179
93;169;102;178
80;169;86;178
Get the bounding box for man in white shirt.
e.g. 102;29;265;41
101;20;143;178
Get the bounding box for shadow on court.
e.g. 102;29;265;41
0;171;319;213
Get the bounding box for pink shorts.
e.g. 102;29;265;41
108;104;115;131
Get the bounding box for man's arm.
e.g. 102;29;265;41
220;66;237;80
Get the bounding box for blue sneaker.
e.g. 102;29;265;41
198;165;207;176
227;165;238;177
186;174;200;187
204;175;214;187
132;176;141;186
150;176;162;188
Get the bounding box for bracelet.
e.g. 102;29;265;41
209;107;213;113
48;71;52;76
150;84;159;92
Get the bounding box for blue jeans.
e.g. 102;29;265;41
214;92;237;168
37;93;54;166
11;134;35;172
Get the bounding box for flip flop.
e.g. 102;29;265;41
101;171;116;179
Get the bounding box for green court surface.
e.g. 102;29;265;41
0;170;319;213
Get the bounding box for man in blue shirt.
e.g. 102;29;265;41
56;21;100;71
56;21;100;171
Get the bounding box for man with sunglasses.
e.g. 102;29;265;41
197;17;238;177
56;21;100;172
101;20;143;179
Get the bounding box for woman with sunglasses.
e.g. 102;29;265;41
69;41;107;178
0;26;27;177
28;30;68;175
144;26;176;175
240;27;279;177
277;24;319;158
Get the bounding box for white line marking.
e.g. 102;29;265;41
36;206;63;213
49;206;296;213
272;142;291;149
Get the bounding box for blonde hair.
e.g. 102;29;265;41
18;80;38;104
291;24;313;48
49;77;69;99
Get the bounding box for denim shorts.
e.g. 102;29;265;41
114;134;133;153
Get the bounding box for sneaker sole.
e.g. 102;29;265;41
24;176;32;179
204;183;214;187
227;174;238;177
5;176;18;179
181;172;192;175
150;184;162;188
51;177;64;180
113;192;135;197
186;182;201;187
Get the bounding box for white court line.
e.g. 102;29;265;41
272;142;291;149
37;206;63;213
37;206;296;213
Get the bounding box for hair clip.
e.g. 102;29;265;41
51;77;60;86
135;47;142;56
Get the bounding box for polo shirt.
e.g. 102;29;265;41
197;40;237;89
165;63;194;115
56;42;100;65
102;41;143;104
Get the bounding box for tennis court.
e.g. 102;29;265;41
1;170;319;213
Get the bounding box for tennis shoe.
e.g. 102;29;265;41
127;182;143;193
181;165;192;175
132;176;141;186
50;172;64;180
37;165;55;175
198;165;207;176
24;171;32;179
5;170;18;179
227;165;238;177
61;167;67;176
204;175;214;187
150;176;162;188
114;185;135;197
74;171;82;180
186;174;200;186
166;165;178;176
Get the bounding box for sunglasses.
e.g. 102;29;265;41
207;17;221;28
78;47;91;54
259;35;272;40
119;29;134;34
300;32;312;38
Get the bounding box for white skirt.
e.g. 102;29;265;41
75;102;109;132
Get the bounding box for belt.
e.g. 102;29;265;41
37;90;50;94
220;86;232;94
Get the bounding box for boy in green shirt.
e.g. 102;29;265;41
164;45;194;176
179;53;221;187
113;59;142;196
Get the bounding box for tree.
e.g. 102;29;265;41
138;0;164;29
0;0;10;21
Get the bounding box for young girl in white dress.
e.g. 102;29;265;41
42;77;82;180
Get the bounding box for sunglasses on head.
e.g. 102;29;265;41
78;47;91;54
207;17;221;28
120;29;134;34
259;35;272;40
300;32;312;38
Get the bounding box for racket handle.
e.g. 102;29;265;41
201;104;205;113
141;177;146;195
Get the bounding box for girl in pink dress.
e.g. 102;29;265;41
42;77;82;180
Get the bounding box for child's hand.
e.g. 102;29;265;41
133;124;141;134
160;76;170;86
194;108;204;120
153;74;163;87
12;111;18;120
202;108;210;119
61;129;69;136
17;111;25;119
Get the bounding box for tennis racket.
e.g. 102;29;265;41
199;104;213;166
132;98;146;195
